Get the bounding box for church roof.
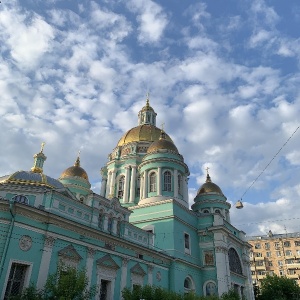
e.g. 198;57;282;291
117;124;173;147
147;130;178;154
0;171;65;189
60;156;89;182
197;174;224;196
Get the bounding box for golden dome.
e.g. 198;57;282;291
147;131;178;153
197;174;223;196
117;125;173;147
60;157;89;181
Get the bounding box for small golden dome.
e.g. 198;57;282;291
60;157;89;181
197;174;223;196
117;125;173;147
141;98;154;112
147;130;178;153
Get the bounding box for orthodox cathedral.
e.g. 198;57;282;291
0;98;254;299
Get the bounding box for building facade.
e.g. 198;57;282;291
247;231;300;285
0;99;254;299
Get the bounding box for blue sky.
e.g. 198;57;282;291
1;0;300;236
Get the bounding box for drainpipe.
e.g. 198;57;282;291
0;200;16;280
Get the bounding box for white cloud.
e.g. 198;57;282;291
126;0;168;43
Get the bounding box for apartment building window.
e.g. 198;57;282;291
295;241;300;247
266;251;272;257
285;250;293;256
265;242;270;250
279;270;284;276
283;241;291;247
274;242;280;249
257;261;264;266
286;259;294;264
278;260;283;266
268;261;273;266
269;271;274;275
288;269;296;275
296;250;300;256
276;251;281;257
255;252;262;257
255;243;261;249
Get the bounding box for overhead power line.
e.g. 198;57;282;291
240;125;300;200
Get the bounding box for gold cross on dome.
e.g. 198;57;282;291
40;142;45;153
205;166;210;175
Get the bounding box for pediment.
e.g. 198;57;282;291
130;263;146;276
96;254;119;269
58;244;82;261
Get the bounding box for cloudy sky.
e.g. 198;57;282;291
1;0;300;236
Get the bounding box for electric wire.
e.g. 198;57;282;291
239;125;300;201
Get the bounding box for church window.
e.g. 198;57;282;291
184;276;194;294
107;215;113;233
136;176;140;196
205;282;217;296
184;233;191;254
4;263;29;299
215;209;221;214
149;172;157;192
178;174;182;195
118;176;125;198
228;248;243;275
98;211;104;230
12;195;29;205
116;218;121;236
203;209;209;214
163;171;172;191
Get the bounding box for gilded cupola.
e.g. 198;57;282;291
147;130;178;154
60;155;89;182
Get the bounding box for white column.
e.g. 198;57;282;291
100;177;107;197
174;169;178;198
140;176;144;200
37;235;56;289
123;166;130;203
120;258;129;299
215;246;230;296
143;170;148;199
157;167;162;196
129;166;137;203
105;172;111;198
86;248;96;289
109;170;116;197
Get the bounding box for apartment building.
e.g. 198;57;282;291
247;231;300;284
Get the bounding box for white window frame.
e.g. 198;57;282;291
2;259;33;300
149;172;157;192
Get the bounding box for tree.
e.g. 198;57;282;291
258;274;300;300
44;265;96;300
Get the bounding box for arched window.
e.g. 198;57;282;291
184;276;194;294
12;195;29;205
149;172;157;192
215;209;221;214
228;248;243;275
136;176;141;196
98;211;104;230
205;282;217;296
116;218;121;236
107;214;113;233
118;176;125;198
203;209;209;214
178;174;182;195
163;171;172;191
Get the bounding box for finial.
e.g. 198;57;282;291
40;142;45;153
205;167;211;182
74;151;81;167
146;92;150;107
161;122;165;131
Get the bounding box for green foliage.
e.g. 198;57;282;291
9;283;43;300
258;274;300;300
12;265;96;300
44;265;96;300
122;285;240;300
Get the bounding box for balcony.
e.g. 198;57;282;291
254;257;265;261
286;263;300;269
257;275;266;280
256;265;266;271
287;274;299;279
